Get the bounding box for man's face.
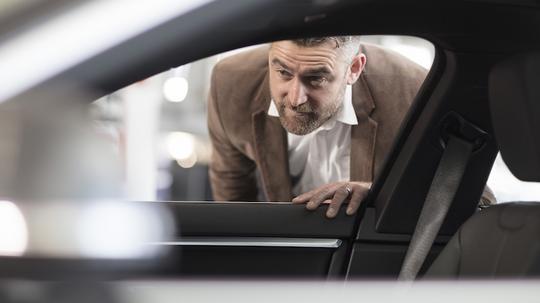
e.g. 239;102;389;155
268;40;359;135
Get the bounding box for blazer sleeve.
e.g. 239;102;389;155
207;64;258;201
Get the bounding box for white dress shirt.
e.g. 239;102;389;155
268;85;358;196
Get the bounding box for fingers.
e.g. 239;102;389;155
292;183;335;208
305;185;338;211
326;185;351;218
291;187;321;204
292;181;372;218
346;182;371;215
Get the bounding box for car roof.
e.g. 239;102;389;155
3;0;540;100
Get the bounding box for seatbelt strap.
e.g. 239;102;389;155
398;134;474;280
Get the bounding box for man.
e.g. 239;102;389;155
207;36;427;218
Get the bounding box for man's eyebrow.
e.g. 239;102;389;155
271;58;291;70
303;67;332;76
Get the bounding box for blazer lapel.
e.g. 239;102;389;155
350;74;378;182
251;75;292;202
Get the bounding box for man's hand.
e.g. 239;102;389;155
292;181;371;218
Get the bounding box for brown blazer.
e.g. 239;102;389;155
208;44;428;202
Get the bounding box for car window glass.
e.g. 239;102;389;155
487;153;540;203
91;35;435;202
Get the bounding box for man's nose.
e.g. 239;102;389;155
288;78;308;107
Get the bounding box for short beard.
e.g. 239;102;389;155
276;89;344;136
278;110;322;135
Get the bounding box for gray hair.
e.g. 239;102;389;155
290;36;361;59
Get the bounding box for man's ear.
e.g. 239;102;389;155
346;53;366;85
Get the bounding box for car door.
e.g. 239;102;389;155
0;0;501;281
60;0;479;280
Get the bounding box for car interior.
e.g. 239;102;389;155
1;0;540;285
424;52;540;279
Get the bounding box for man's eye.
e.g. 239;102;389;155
277;69;292;78
308;76;326;87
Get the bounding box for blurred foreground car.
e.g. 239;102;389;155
0;0;539;302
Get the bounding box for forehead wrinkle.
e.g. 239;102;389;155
271;44;339;73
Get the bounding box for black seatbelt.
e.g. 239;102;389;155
398;134;475;280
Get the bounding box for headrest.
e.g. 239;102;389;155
489;52;540;181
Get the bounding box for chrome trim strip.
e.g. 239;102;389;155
147;237;341;248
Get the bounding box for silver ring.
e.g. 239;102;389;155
345;185;352;196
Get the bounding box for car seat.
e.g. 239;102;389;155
424;52;540;278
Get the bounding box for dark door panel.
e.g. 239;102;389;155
143;202;356;277
159;202;357;238
169;246;335;277
144;203;450;278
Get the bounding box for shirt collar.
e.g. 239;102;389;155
267;85;358;130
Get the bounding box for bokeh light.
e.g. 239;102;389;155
163;77;189;102
0;200;28;256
